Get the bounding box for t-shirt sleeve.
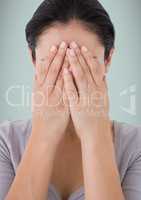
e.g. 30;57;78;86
0;123;15;200
121;126;141;200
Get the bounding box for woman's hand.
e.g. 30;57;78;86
63;42;110;140
32;42;70;144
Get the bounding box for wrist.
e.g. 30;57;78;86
31;118;66;144
30;129;60;152
80;119;113;146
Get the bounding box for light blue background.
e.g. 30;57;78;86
0;0;141;124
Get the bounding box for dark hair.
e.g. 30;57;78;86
25;0;115;60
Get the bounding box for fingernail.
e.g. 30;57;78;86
71;41;78;49
69;49;75;56
50;45;57;52
81;46;88;52
60;41;66;49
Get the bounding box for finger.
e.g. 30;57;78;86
55;55;69;94
63;67;79;106
33;72;39;92
70;42;93;84
36;45;58;86
66;48;87;96
32;74;42;114
63;87;69;107
45;41;68;91
81;46;105;86
103;75;108;90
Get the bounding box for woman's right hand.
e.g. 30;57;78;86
31;41;70;145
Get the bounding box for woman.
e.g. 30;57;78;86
0;0;141;200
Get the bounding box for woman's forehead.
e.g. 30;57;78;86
36;21;105;55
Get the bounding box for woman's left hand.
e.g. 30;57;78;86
63;42;110;140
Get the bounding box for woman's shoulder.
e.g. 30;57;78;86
113;120;141;180
0;119;32;170
114;120;141;151
0;118;32;141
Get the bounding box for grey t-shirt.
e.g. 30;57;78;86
0;119;141;200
